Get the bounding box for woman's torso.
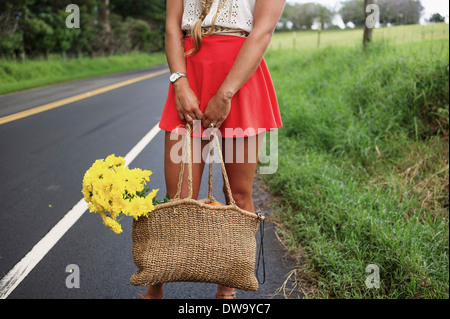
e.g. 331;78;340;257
182;0;256;33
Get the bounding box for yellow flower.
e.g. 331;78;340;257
82;154;159;234
88;202;104;214
105;154;125;168
100;213;123;234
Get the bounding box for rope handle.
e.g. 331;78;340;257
174;125;193;200
174;124;236;206
208;132;236;206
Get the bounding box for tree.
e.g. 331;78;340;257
109;0;166;51
363;0;372;49
280;2;332;30
0;0;166;58
22;15;55;58
0;0;33;58
98;0;112;54
429;13;445;23
377;0;424;25
341;0;424;27
110;0;165;23
53;9;78;59
340;0;366;27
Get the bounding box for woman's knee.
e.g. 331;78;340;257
224;184;253;210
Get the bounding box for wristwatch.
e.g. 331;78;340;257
169;72;187;84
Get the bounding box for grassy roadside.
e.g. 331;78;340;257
263;30;449;298
0;52;167;95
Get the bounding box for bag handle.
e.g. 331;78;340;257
208;131;236;206
174;125;193;200
174;124;235;206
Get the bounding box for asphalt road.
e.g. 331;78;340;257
0;65;297;299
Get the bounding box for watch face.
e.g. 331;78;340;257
170;73;178;82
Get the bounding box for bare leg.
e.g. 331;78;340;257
216;132;265;297
164;131;209;200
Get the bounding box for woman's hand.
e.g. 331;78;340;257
201;90;233;129
173;77;203;125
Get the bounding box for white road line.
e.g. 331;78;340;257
0;122;161;299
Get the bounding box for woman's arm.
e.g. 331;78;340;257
166;0;203;124
201;0;286;129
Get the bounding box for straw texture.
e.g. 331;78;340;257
130;125;264;291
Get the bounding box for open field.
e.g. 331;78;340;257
263;23;449;298
269;23;449;51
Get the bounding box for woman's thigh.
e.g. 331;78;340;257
221;133;265;212
164;131;209;199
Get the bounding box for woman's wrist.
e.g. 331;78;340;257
173;76;189;86
217;88;234;102
173;77;190;91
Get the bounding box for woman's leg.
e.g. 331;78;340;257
164;131;209;200
216;132;266;297
142;131;209;299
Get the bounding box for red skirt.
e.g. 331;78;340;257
159;35;283;138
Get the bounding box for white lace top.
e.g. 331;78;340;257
182;0;256;33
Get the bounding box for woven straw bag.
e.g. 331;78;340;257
130;125;264;291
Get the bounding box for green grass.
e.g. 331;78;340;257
0;52;167;95
269;23;449;51
263;24;449;298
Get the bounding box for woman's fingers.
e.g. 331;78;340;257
177;110;185;121
186;108;202;123
200;93;232;129
201;114;211;129
175;87;202;124
185;113;194;124
177;106;200;124
201;118;223;130
201;110;220;129
215;120;223;129
193;108;203;121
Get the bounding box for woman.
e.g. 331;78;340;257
142;0;285;299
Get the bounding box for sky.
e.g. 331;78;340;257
287;0;450;22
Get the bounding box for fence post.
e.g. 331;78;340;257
317;23;322;48
363;0;373;49
293;31;296;50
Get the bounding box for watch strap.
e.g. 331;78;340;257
170;72;187;84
